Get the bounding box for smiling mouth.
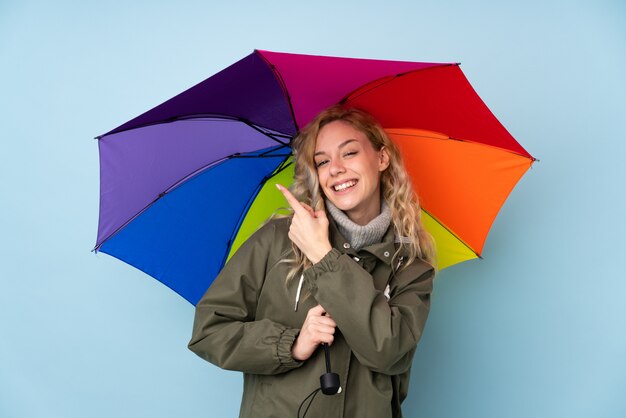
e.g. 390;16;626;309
333;180;357;192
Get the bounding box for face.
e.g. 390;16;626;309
314;120;390;225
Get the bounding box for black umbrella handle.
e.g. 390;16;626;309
320;343;341;395
323;343;332;373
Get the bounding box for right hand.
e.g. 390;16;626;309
276;184;332;264
291;305;337;361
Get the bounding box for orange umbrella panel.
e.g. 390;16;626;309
388;128;534;260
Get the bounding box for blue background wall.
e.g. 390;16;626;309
1;1;624;417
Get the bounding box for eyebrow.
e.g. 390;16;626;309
314;139;358;157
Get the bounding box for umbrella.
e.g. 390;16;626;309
94;49;535;305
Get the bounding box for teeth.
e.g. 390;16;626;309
334;180;356;191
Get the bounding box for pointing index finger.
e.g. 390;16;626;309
276;184;308;216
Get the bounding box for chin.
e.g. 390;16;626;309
328;198;358;212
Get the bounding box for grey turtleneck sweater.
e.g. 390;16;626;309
325;200;392;251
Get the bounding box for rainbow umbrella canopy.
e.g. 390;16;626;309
95;50;535;305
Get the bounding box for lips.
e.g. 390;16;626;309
332;179;357;192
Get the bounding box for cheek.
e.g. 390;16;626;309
316;169;328;185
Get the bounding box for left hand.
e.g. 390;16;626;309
276;184;332;264
291;305;336;361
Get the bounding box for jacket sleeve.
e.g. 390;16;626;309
188;221;303;375
303;248;434;375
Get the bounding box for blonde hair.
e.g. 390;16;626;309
284;105;436;284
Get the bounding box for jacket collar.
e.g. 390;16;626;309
328;215;398;266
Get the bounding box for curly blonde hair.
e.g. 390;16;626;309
284;105;436;284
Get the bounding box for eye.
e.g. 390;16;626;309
315;159;329;168
344;151;358;158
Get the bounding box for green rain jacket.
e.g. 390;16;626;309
189;216;434;418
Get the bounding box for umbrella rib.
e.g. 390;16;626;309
341;63;459;105
96;114;292;146
93;148;291;252
441;136;538;161
442;136;537;161
160;149;290;196
255;50;300;133
421;208;481;259
241;120;291;146
94;192;165;252
221;154;292;268
388;130;538;162
267;159;293;178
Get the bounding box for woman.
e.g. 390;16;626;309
188;105;436;418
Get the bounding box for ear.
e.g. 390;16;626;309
378;146;390;171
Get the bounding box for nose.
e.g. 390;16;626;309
329;159;345;176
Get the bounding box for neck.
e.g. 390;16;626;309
346;201;381;226
325;200;392;251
